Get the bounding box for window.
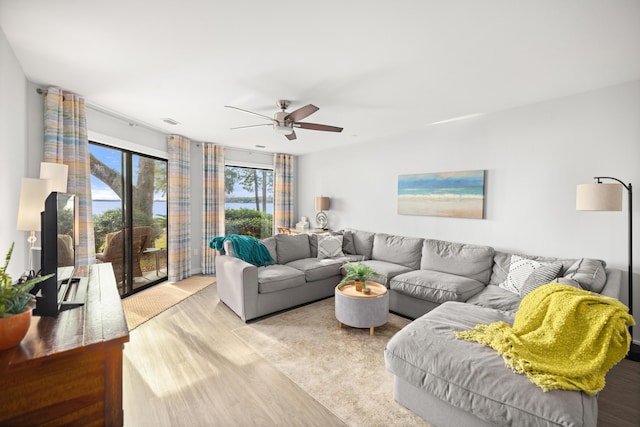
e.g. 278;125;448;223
224;165;274;239
90;142;168;296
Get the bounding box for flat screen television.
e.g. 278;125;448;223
35;191;84;317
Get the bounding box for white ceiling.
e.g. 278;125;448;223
1;1;639;155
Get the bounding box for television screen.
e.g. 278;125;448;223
36;192;81;317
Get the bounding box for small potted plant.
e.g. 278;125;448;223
0;243;53;351
339;262;381;294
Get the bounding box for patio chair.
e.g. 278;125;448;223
96;226;153;281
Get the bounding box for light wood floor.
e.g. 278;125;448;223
122;284;346;427
123;283;640;427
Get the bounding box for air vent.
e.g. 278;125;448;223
161;117;180;125
255;145;266;149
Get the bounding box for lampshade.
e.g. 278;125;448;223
40;161;68;193
315;196;330;211
16;178;52;231
576;183;623;211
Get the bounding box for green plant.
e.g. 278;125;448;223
0;243;53;318
225;208;273;238
339;262;381;292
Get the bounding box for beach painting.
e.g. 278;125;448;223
397;170;485;219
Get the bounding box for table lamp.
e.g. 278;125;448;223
16;178;52;277
315;196;330;229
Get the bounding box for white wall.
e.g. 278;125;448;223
0;27;28;279
298;81;640;342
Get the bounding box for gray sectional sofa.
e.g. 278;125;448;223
214;228;622;426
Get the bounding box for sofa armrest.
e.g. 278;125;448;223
215;254;259;322
600;268;623;300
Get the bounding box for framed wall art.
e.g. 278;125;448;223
397;170;486;219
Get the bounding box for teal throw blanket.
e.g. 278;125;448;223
209;234;274;267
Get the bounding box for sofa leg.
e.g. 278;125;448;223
370;327;375;336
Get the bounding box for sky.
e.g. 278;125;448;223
89;144;166;201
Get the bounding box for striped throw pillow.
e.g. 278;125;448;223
499;255;560;295
519;263;563;297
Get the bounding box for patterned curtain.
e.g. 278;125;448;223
202;144;225;274
167;135;191;282
273;153;295;229
43;87;96;265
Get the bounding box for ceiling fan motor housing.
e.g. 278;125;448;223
273;111;293;134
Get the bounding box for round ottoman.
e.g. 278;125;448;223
335;281;389;336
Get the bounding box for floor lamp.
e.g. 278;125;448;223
576;177;639;362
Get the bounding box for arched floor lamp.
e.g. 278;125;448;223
576;177;638;362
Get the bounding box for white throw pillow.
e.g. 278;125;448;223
499;255;560;295
317;234;344;259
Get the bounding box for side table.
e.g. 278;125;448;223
335;281;389;336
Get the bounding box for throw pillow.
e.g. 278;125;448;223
500;255;559;295
317;234;344;259
332;230;356;254
519;262;563;297
563;258;607;293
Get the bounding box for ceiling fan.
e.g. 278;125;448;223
224;100;343;141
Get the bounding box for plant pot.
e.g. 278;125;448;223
355;281;363;292
0;308;32;351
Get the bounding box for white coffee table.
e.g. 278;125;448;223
335;281;389;336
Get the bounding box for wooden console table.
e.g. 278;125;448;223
0;263;129;426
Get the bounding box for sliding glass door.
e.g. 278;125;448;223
90;142;168;296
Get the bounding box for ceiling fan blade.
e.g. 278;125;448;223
294;122;343;132
285;104;319;122
224;105;273;121
285;130;297;141
230;123;273;130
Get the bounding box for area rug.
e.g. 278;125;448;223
123;275;215;330
232;298;430;427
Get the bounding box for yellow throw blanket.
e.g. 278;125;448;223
456;283;635;395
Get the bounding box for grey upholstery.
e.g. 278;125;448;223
371;233;424;270
390;269;485;304
421;239;495;283
385;302;598;427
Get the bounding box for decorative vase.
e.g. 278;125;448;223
0;308;32;351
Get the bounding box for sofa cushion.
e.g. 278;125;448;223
466;284;522;312
358;260;413;286
563;258;607;293
489;251;575;286
286;257;343;282
257;264;306;293
384;302;597;427
421;239;495;283
345;229;375;259
391;270;485;304
371;233;423;270
317;234;344;259
275;233;310;264
499;255;561;294
261;236;277;262
334;254;366;263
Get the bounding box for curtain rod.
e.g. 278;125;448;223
36;88;288;156
36;87;167;134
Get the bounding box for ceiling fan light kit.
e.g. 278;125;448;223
226;100;343;141
273;111;294;135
